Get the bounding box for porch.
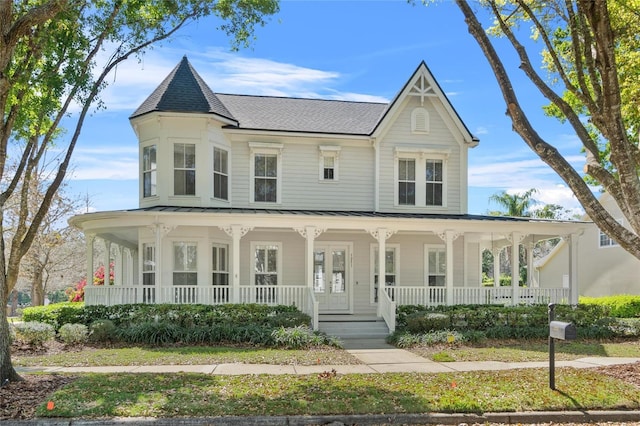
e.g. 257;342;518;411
84;284;571;333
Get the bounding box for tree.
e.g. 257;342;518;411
1;0;279;383
448;0;640;260
488;188;538;217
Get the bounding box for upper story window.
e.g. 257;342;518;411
319;146;341;181
599;218;623;248
394;148;449;207
425;159;443;206
174;143;196;196
142;145;157;198
249;142;282;204
398;158;416;205
213;147;228;201
411;107;430;133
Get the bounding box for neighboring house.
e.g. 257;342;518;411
70;57;587;332
536;192;640;297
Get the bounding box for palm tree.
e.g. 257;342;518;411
489;189;538;217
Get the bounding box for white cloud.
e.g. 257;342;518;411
469;152;590;214
70;146;138;180
474;126;489;135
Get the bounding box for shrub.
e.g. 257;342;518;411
22;302;85;330
580;295;640;318
271;326;336;349
89;319;117;342
119;321;183;345
13;321;55;346
58;323;89;345
405;312;450;333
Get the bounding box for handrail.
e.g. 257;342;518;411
380;287;396;333
306;288;319;331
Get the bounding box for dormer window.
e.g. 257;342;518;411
411;107;430;134
142;145;157;198
174;143;196;196
394;147;449;207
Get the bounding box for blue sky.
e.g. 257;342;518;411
67;0;588;216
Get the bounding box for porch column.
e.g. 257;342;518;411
369;228;395;316
492;246;501;288
103;239;111;286
129;248;138;286
86;233;95;290
295;226;325;289
221;225;253;303
568;233;580;305
443;230;457;306
527;241;536;287
150;223;175;303
509;232;522;304
114;245;123;286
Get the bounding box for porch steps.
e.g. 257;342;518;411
318;316;389;339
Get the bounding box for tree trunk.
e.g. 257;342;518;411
0;284;22;383
31;268;45;306
9;289;18;317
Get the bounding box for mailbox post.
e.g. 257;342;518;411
548;303;577;390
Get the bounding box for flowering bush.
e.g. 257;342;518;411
58;323;89;345
13;321;55;347
66;263;114;302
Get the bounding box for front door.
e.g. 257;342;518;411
314;245;350;313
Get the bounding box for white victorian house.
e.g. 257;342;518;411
70;57;587;333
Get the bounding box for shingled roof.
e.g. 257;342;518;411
130;56;236;123
131;56;389;135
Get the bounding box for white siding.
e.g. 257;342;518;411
377;97;463;214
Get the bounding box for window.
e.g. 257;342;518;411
250;143;282;204
254;154;277;202
394;148;448;207
213;147;228;200
411;107;430;133
174;143;196;196
426;246;446;286
372;246;398;303
254;244;279;286
212;244;229;285
173;242;197;286
398;158;416;205
143;145;157;198
142;244;155;286
252;242;280;303
319;146;340;181
425;159;443;206
599;218;623;248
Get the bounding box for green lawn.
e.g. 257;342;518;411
13;345;360;367
409;339;640;362
38;369;640;418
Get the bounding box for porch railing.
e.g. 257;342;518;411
306;289;319;331
389;286;570;307
379;287;396;333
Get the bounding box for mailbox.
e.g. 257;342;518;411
549;321;577;341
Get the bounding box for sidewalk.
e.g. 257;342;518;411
15;338;640;375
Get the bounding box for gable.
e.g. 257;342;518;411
372;62;478;148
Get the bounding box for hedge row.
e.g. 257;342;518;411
395;304;637;339
579;295;640;318
22;303;309;331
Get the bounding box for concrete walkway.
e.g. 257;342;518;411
15;338;640;376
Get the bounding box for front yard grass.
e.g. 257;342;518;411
38;369;640;418
408;339;640;362
13;345;360;367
